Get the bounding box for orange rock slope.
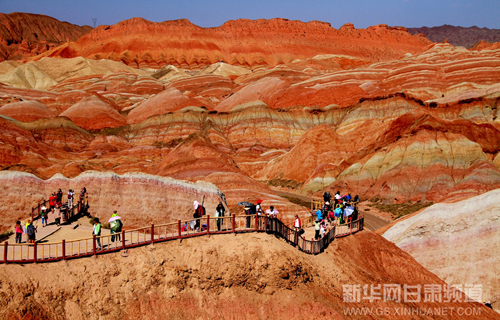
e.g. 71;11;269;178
1;15;500;220
0;12;92;61
33;18;431;68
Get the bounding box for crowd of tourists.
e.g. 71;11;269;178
13;187;88;244
312;191;360;240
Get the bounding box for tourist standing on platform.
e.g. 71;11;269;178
255;200;264;215
67;189;74;208
314;219;321;240
24;219;29;240
266;206;278;219
40;205;48;227
294;215;301;232
193;201;203;232
244;205;254;228
109;211;122;242
56;189;63;207
26;220;37;244
14;221;23;243
93;218;102;250
334;191;341;206
54;205;61;226
320;220;327;237
49;193;56;209
265;206;278;230
216;201;225;231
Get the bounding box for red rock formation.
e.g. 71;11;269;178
60;95;126;130
34;18;431;69
0;100;56;122
0;12;92;61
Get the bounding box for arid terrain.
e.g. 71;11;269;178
1;12;500;318
1;231;497;319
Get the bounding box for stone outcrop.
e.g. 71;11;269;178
382;189;500;311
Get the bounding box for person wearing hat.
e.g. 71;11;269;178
40;205;48;227
93;217;102;250
255;200;264;215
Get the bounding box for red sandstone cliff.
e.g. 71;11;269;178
0;12;92;61
33;18;432;68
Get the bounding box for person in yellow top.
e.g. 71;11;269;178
109;211;122;242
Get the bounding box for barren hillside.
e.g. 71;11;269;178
0;231;496;319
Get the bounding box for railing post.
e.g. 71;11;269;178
294;230;298;246
4;242;8;264
151;224;154;244
92;235;96;256
121;230;126;249
34;242;38;263
264;216;268;232
207;215;210;235
62;240;66;260
31;207;34;223
178;220;182;239
350;220;353;235
232;214;236;233
255;215;258;231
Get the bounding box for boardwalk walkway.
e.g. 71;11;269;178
1;198;364;264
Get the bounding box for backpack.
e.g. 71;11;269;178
110;219;122;232
195;205;206;218
27;224;35;236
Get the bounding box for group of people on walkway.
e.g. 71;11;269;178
14;220;36;244
12;187;88;244
312;191;360;240
91;211;123;251
243;199;279;229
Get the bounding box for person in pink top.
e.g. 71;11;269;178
15;220;23;243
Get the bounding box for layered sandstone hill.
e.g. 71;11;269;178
0;16;500;227
381;189;500;312
1;231;497;319
0;12;92;61
31;18;431;68
0;57;150;90
1;44;500;206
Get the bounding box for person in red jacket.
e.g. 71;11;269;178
49;193;56;209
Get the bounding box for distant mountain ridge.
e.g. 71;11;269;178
0;12;92;60
408;24;500;48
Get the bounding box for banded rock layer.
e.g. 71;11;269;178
382;189;500;311
33;18;431;69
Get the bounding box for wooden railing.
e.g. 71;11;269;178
31;195;88;223
1;211;364;264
